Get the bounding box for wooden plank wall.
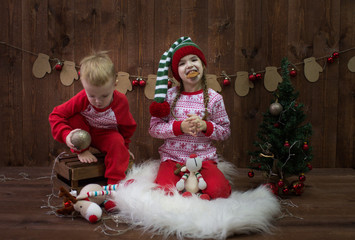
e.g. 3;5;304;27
0;0;354;168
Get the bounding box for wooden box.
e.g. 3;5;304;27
54;152;106;191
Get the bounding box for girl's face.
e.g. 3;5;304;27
178;54;204;92
81;78;117;109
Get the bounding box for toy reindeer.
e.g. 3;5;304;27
176;154;207;196
57;184;105;223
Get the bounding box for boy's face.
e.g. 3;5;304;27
81;78;116;109
178;54;204;91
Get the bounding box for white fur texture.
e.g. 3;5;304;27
112;160;280;239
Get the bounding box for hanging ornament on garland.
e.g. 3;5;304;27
223;77;231;86
116;72;132;94
289;68;297;77
348;56;355;72
248;170;254;178
248;72;256;82
139;78;146;87
55;61;63;71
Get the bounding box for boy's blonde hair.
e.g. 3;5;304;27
80;51;116;86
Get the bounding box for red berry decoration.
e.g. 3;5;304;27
289;68;297;77
248;170;254;178
299;173;306;182
327;56;334;64
248;73;256;82
223;78;231;86
284;141;290;147
139;79;146;87
255;73;263;81
277;179;285;188
55;62;63;71
303;141;309;151
332;51;339;59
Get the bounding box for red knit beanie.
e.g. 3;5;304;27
171;45;207;82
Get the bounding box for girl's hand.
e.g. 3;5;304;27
181;114;207;137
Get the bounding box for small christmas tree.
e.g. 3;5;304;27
248;57;313;196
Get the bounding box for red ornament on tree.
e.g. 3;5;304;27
223;78;231;86
307;163;313;170
284;141;290;147
303;141;309;151
248;170;254;178
274;122;280;128
289;68;297;77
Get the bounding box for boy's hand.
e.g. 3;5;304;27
65;129;81;151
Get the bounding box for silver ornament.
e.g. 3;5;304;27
269;102;283;116
71;130;91;150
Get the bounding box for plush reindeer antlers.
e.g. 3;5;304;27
59;187;77;203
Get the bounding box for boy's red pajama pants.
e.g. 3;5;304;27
68;114;129;184
154;159;231;199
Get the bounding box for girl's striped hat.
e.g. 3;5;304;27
149;36;206;118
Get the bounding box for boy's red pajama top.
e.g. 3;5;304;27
49;89;137;184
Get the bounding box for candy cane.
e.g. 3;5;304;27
86;189;113;198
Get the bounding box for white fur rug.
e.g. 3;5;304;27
111;160;280;239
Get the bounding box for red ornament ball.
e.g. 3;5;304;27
303;142;309;151
248;170;254;178
248;73;256;82
139;79;146;87
264;182;279;196
290;68;297;77
327;56;334;64
282;187;289;195
293;182;305;195
332;52;339;59
223;78;231;86
132;79;139;86
55;63;63;71
255;73;263;80
307;163;313;170
284;141;290;148
299;174;306;182
274;122;280;128
277;179;285;188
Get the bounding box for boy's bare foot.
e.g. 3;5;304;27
78;150;97;163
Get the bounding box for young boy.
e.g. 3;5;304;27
49;51;136;185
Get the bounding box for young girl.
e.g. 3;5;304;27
49;51;137;185
149;37;231;200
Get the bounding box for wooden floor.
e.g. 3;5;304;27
0;166;354;240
